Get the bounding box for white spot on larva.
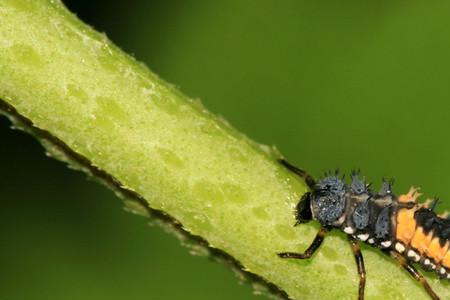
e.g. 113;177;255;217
447;273;450;279
368;238;375;244
430;263;436;270
344;227;354;234
424;259;430;265
381;241;392;248
357;234;369;241
407;250;420;262
440;268;446;275
395;243;405;253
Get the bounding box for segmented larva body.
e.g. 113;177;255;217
396;188;450;278
278;160;447;300
331;177;450;280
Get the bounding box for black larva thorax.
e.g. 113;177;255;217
310;172;396;249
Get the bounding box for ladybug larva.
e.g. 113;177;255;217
277;159;447;300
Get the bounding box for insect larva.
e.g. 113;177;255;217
278;159;445;300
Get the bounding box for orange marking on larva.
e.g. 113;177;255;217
396;207;417;245
442;249;450;269
398;186;422;203
427;238;449;264
410;227;433;254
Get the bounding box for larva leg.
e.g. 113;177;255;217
278;226;327;259
348;235;366;300
278;159;316;189
390;251;440;300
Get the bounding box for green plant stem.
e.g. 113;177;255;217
0;1;448;299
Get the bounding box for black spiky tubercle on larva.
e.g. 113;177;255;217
350;170;367;195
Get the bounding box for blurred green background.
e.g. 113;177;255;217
2;1;450;299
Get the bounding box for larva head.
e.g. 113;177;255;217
295;192;313;224
310;172;347;226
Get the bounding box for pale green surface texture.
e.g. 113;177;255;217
0;0;449;299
